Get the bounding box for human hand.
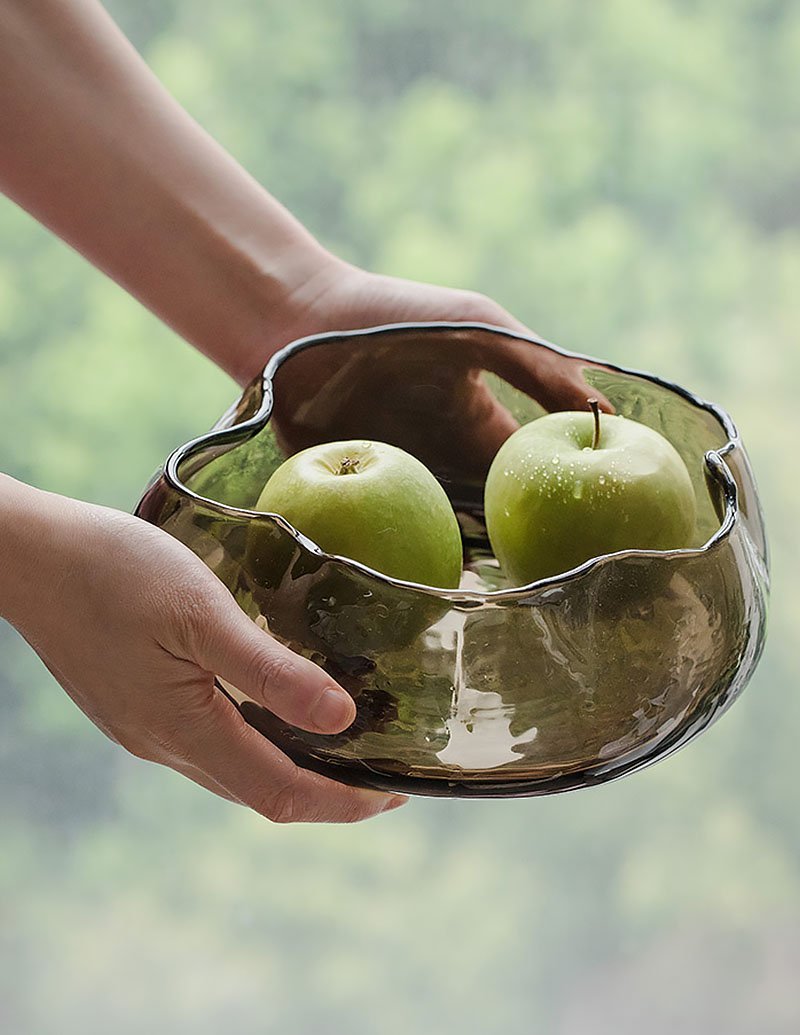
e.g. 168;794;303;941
0;476;406;823
263;260;613;477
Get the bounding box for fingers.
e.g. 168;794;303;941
174;689;407;824
455;297;615;414
465;378;521;473
486;335;615;415
529;358;615;415
191;596;356;735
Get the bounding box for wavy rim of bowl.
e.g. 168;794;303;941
160;321;741;603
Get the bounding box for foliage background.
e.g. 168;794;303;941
1;1;798;1031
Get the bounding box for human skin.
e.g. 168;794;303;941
0;474;406;822
0;0;608;823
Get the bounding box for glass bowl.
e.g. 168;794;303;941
135;323;768;797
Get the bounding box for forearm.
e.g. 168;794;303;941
0;0;334;384
0;475;62;626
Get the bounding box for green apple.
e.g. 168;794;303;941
254;439;463;588
484;403;696;585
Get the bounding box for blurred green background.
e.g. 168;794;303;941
1;1;798;1031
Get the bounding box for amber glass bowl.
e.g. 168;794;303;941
136;323;768;797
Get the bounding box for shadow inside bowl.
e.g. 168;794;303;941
136;323;768;797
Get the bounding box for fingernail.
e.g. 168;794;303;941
381;795;409;813
311;687;353;732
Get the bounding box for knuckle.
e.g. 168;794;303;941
116;729;156;762
263;773;302;824
339;793;381;824
171;593;218;653
249;648;299;702
151;717;194;763
458;290;502;324
331;795;379;825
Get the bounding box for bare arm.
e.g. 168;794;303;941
0;472;405;822
0;2;606;822
0;0;609;414
0;0;334;384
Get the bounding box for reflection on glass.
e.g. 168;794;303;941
136;323;768;797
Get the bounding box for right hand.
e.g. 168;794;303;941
2;479;407;824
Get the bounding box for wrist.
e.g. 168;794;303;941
0;0;349;391
212;229;347;387
0;475;82;627
236;253;368;382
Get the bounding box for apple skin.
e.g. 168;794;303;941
253;440;463;589
484;411;696;585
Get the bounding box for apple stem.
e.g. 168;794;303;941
588;398;601;449
336;456;360;475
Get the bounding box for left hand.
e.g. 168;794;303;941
253;260;612;477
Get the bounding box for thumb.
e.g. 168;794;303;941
192;599;356;735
